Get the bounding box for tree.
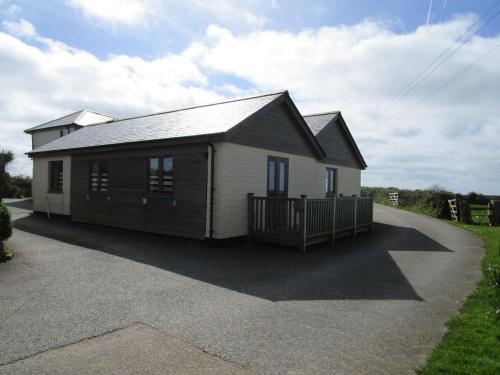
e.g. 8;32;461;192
0;150;14;200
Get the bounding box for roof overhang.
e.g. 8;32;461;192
26;133;226;157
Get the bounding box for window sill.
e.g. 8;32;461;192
47;190;63;194
143;196;176;207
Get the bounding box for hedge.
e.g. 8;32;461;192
0;203;12;242
361;186;455;219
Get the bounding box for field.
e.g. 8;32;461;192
470;204;490;225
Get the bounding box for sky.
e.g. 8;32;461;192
0;0;499;194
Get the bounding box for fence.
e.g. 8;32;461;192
247;194;373;251
388;192;399;206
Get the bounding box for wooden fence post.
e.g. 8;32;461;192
353;197;357;237
331;196;337;246
247;193;254;239
299;194;307;252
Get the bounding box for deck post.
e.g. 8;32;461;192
353;196;357;238
247;193;254;241
299;194;307;252
331;196;337;246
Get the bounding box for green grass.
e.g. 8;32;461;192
470;205;490;226
417;223;500;375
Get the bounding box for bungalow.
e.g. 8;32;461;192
26;91;367;242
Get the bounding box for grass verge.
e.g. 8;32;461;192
387;202;500;374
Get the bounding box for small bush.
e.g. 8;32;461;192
0;203;12;242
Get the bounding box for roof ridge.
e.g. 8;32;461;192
73;109;87;124
35;109;85;127
78;109;118;120
85;91;287;128
303;111;340;117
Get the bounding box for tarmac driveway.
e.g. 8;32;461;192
0;200;484;374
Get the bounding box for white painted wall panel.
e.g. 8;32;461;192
32;155;71;215
32;126;78;149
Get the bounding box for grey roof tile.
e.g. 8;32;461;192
29;92;283;154
303;112;339;135
25;110;116;133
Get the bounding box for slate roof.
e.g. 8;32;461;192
29;92;284;155
304;111;367;169
25;110;116;133
303;111;339;135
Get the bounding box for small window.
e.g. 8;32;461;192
149;156;173;194
325;168;337;196
89;160;109;192
268;160;276;193
267;156;288;197
49;160;63;192
60;128;69;137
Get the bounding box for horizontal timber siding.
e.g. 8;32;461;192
70;143;208;239
316;119;362;169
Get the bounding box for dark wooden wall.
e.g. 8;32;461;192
226;102;317;158
70;143;208;239
316;119;362;169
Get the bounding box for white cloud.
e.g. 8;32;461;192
0;22;224;176
188;16;500;193
65;0;157;26
2;18;36;38
2;14;499;194
65;0;266;28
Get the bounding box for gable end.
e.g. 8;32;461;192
225;93;324;159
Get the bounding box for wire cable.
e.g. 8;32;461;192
383;43;500;127
369;0;500;121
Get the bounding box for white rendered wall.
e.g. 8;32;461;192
32;155;72;215
211;141;361;239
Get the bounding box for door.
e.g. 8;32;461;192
267;156;288;197
266;156;289;234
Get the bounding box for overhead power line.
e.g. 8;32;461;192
369;0;500;121
383;43;500;127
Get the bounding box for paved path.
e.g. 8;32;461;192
0;201;484;374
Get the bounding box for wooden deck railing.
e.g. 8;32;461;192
247;194;373;251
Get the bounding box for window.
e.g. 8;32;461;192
89;160;108;192
60;128;69;137
149;156;173;193
49;160;63;192
325;168;337;196
267;156;288;197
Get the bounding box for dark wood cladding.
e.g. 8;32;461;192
70;143;208;239
226;102;317;158
316;119;362;169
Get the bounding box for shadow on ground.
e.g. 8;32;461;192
13;212;451;302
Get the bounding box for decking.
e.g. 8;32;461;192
247;194;373;251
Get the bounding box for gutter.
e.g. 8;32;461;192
208;143;216;244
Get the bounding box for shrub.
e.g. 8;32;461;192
361;186;455;219
0;203;12;242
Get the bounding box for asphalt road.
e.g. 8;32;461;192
0;200;484;374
